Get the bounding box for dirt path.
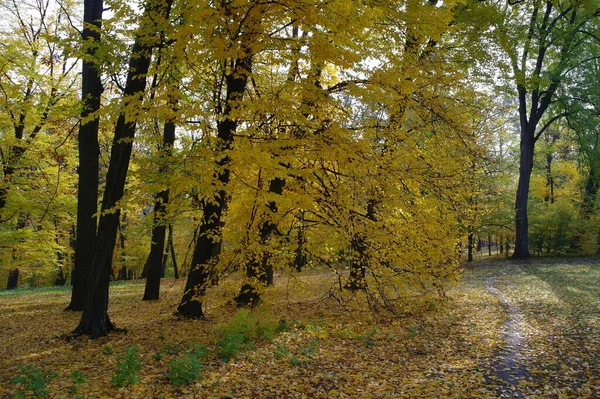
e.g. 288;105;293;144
485;267;530;398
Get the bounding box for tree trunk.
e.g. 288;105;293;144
6;268;19;290
73;1;162;337
117;216;128;280
168;224;179;279
344;234;368;290
344;199;376;290
65;0;103;312
467;232;474;262
294;215;307;272
583;164;599;216
513;125;535;259
236;177;284;306
143;99;177;299
178;50;252;318
545;152;555;203
143;201;167;299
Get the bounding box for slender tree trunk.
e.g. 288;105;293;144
467;232;474;262
236;177;284;306
143;97;177;299
168;224;179;279
583;164;599;216
294;214;307;272
545;152;555;203
178;52;252;318
65;0;103;311
73;1;162;337
117;215;128;280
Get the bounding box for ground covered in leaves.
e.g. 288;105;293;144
1;258;600;398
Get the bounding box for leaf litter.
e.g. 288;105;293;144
1;259;600;398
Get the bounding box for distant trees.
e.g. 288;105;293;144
476;0;600;258
0;0;79;288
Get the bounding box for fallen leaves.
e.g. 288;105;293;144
1;259;599;398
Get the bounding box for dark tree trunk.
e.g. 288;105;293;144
294;216;307;272
513;124;535;259
236;177;284;306
178;51;252;318
583;164;599;216
488;234;492;256
141;252;150;278
143;202;167;299
117;216;128;280
467;232;474;262
73;1;160;337
545;152;555;203
143;102;176;300
65;0;103;312
168;224;179;279
344;234;368;290
6;268;19;290
55;266;67;286
344;199;376;291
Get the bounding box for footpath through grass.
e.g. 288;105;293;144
0;259;599;398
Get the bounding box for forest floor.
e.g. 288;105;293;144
1;257;600;398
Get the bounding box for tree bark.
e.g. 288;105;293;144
294;214;307;272
178;51;252;318
73;1;162;338
66;0;103;311
345;199;376;290
143;95;177;299
168;224;179;279
467;232;474;262
513;124;535;259
6;268;19;290
235;177;284;306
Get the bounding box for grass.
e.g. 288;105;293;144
1;259;599;398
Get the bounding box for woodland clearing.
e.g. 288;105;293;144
1;258;600;399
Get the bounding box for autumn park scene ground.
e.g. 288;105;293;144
1;257;600;398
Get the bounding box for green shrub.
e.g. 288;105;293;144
273;343;291;360
11;364;54;398
215;309;277;361
167;353;205;386
112;347;143;387
69;370;86;396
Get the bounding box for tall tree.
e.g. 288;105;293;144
66;0;103;311
73;0;170;337
484;0;600;258
177;1;260;318
143;86;178;300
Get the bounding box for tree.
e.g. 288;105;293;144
143;83;178;300
177;0;259;318
66;0;103;311
481;0;600;258
74;0;171;337
0;0;79;288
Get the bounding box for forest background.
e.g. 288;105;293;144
0;0;599;335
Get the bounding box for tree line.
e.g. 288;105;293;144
0;0;599;337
